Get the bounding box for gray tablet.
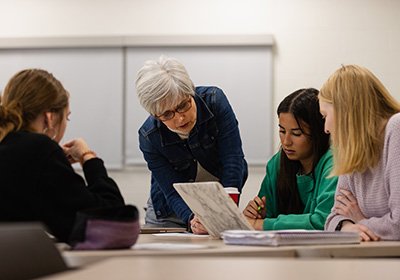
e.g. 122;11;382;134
140;227;187;234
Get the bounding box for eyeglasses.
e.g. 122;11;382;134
156;97;192;121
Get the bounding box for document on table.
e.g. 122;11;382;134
152;233;210;238
222;230;360;246
132;243;211;250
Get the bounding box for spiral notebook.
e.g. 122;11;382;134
222;230;360;246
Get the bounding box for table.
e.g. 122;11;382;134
62;234;296;267
296;241;400;258
42;256;400;280
61;234;400;268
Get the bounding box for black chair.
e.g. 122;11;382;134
0;222;68;280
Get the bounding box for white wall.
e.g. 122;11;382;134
1;0;399;148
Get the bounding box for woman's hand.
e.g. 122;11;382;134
62;138;95;165
245;217;264;230
341;221;380;241
190;216;208;235
243;196;266;219
335;189;365;222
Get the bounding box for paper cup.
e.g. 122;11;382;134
224;187;240;205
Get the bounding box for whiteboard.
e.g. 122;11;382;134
0;40;273;168
125;46;273;165
0;48;124;168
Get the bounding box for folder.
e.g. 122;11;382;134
222;230;360;246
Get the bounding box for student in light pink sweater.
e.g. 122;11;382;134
319;65;400;241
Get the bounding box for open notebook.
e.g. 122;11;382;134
222;230;360;246
173;181;253;238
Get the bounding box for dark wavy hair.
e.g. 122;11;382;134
276;88;330;214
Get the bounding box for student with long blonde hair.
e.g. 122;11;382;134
320;65;400;241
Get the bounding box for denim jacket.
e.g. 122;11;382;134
139;86;248;226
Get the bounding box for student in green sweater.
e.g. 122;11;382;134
243;88;337;230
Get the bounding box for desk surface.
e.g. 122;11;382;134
43;256;400;280
62;234;296;267
62;234;400;268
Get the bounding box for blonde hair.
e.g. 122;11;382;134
319;65;400;175
0;69;69;141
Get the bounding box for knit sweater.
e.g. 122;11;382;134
325;113;400;240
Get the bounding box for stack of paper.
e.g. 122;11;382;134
222;230;360;246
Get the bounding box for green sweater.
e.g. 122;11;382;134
258;150;337;230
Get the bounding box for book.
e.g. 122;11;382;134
222;230;360;246
173;182;253;238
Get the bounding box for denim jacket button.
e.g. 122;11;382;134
189;179;194;182
193;159;197;162
156;211;161;216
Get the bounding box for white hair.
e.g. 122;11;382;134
135;55;195;116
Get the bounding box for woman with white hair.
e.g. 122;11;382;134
136;56;248;233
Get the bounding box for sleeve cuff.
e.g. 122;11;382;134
187;213;194;232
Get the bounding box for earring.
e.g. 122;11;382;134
43;126;56;141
